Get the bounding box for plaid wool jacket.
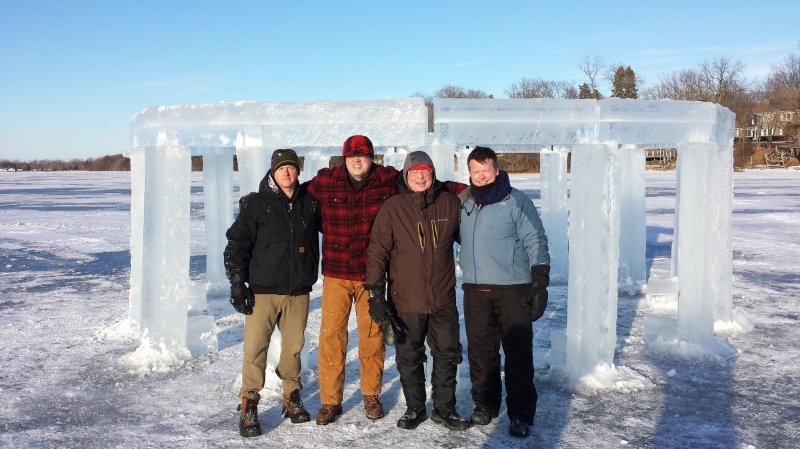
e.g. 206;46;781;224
307;163;398;281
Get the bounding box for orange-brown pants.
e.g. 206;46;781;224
317;277;385;405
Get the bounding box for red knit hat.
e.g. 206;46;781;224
342;135;374;158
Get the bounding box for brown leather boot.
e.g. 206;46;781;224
315;403;343;425
363;395;384;420
237;398;262;437
282;390;310;423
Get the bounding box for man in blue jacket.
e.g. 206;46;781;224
458;146;550;438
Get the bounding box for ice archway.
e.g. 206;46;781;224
128;98;735;380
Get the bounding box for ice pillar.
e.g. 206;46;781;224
676;142;732;341
618;145;646;292
300;151;330;182
203;154;234;287
383;146;408;170
236;146;270;197
565;143;621;376
140;145;191;348
539;147;569;283
429;139;456;182
128;151;145;326
711;144;734;322
455;146;471;184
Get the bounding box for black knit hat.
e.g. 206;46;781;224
271;148;300;172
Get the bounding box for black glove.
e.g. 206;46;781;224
229;272;254;315
365;281;387;324
529;265;550;321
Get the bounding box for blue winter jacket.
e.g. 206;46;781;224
458;187;550;285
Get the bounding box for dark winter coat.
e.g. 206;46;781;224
307;163;397;281
224;170;321;295
365;176;461;314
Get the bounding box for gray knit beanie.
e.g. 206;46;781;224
402;151;435;183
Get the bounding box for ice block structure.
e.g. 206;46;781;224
433;98;735;379
128;99;429;360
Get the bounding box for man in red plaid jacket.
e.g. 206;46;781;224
307;135;395;424
308;135;465;425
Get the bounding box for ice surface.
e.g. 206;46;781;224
3;169;796;448
564;143;621;376
539;148;569;283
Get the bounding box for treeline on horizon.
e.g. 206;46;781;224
0;155;216;172
0;154;131;171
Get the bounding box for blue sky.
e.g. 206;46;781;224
1;0;798;160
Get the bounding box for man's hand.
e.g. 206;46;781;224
365;281;387;324
230;273;254;315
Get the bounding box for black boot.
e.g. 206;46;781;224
237;398;262;437
431;408;470;431
470;408;497;425
396;407;427;430
508;418;530;437
282;390;311;423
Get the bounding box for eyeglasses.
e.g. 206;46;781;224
408;169;433;178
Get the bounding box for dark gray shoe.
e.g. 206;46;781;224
431;408;470;431
397;408;427;430
470;408;497;425
508;418;530;437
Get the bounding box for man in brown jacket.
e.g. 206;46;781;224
364;151;469;431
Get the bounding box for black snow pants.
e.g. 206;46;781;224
394;305;463;412
463;283;537;425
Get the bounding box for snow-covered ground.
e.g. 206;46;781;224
1;169;798;449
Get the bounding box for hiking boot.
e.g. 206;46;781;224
315;404;342;425
363;395;384;420
396;407;427;430
431;408;470;431
470;408;497;425
237;398;262;437
281;390;310;423
508;418;530;437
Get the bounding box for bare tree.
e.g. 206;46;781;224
764;48;800;146
432;84;492;99
506;78;577;99
579;55;605;97
644;57;752;113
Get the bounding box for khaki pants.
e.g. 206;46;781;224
239;293;309;402
317;277;385;405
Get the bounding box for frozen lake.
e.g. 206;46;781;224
1;169;798;448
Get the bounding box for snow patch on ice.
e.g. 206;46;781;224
117;333;192;374
714;306;754;334
94;318;139;341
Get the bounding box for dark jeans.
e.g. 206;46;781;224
394;305;463;412
463;283;537;425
